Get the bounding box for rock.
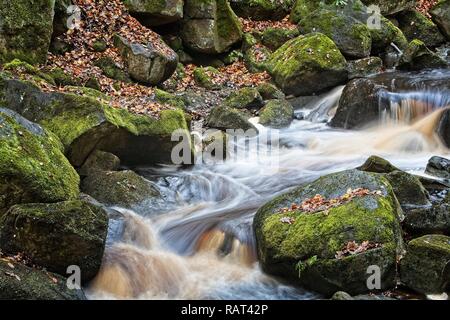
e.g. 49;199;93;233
81;170;160;208
0;76;191;166
426;156;450;179
385;170;430;210
94;57;131;82
331;291;354;300
347;57;383;79
404;201;450;236
298;10;372;58
224;87;264;109
243;44;272;73
437;109;450;149
259;99;294;128
398;39;448;71
123;0;184;26
181;0;242;54
254;169;404;296
357;155;399;173
79;150;121;176
361;0;415;15
397;10;445;48
261;27;300;51
0;0;55;64
47;67;80;87
0;108;79;215
430;0;450;40
206;106;257;131
370;16;409;54
193;66;222;90
114;35;178;85
0;259;86;300
230;0;295;21
400;234;450;294
257;82;285;100
267;33;348;96
0;200;108;283
53;0;73;38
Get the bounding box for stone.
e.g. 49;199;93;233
123;0;184;26
430;0;450;40
347;57;383;79
206;106;257;131
259;99;294;128
397;10;445;47
398;39;448;71
224;87;264;109
425;156;450;179
230;0;295;21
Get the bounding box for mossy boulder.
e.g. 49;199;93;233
94;57;131;83
81;170;160;209
254;169;404;296
0;76;191;167
298;10;372;58
79;150;121;176
267;33;348;96
261;28;300;51
397;10;445;47
400;234;450;294
123;0;184;26
347;57;383;79
360;0;415;15
257;82;285;100
290;0;367;24
385;171;430;210
430;0;450;40
46;67;81;87
244;44;272;73
357;155;399;173
259;99;294;128
0;259;86;300
398;39;448;71
230;0;295;20
0;108;79;215
0;0;55;64
181;0;242;54
404;201;450;236
193;66;222;90
370;17;409;53
206;106;257;131
0;200;108;283
224;87;264;109
426;156;450;179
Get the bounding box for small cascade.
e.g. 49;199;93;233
303;86;345;123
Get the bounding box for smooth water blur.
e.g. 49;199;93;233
88;70;450;300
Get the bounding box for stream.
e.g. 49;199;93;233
86;69;450;300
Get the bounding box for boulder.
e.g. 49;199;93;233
181;0;242;54
400;234;450;294
0;0;55;64
224;87;264;109
0;259;86;300
94;57;131;83
243;44;272;73
261;27;300;51
81;170;160;209
0;200;108;283
398;39;448;71
370;16;409;54
79;150;121;176
267;33;348;96
0;108;79;215
123;0;184;26
425;156;450;179
256;82;285;100
259;99;294;128
347;57;383;80
254;169;404;296
397;10;445;48
437;109;450;149
357;155;399;173
404;201;450;236
0;76;191;167
230;0;295;21
206;106;257;131
114;35;178;85
193;66;222;90
430;0;450;40
360;0;415;15
384;170;430;210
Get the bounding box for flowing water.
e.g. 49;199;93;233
87;69;450;300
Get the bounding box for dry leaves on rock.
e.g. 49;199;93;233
335;241;382;259
240;16;297;33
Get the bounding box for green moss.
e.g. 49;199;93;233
194;66;221;90
259;99;294;128
46;67;80;87
92;40;108;52
94;57;130;82
154;89;186;109
3;59;56;85
261;28;300;51
215;0;243;52
398;10;445;47
224;87;263;109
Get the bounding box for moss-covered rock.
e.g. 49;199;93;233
400;234;450;294
385;170;430;210
0;108;79;215
398;39;448;71
357;155;399;173
123;0;184;26
92;40;108;52
267;33;348;96
181;0;243;54
347;57;383;79
404;201;450;236
231;0;295;20
224;87;264;109
290;0;367;24
254;169;404;296
0;0;55;64
361;0;415;15
261;27;300;51
299;10;372;58
430;0;450;40
0;259;86;300
244;44;272;73
46;67;81;87
257;82;285;100
206;106;257;131
370;16;409;53
193;66;222;90
397;10;445;47
94;57;131;83
79;150;121;176
0;76;192;167
259;99;294;128
81;170;160;208
0;200;108;283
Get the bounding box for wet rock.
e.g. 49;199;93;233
230;0;295;21
224;87;264;109
430;0;450;40
370;16;409;54
347;57;383;79
124;0;184;26
0;108;80;215
360;0;415;15
404;200;450;236
79;150;121;176
81;170;160;209
0;200;108;283
206;106;257;131
398;39;448;71
259;99;294;128
397;10;445;48
385;170;430;210
261;27;300;51
0;0;55;64
400;234;450;294
0;259;86;300
357;155;399;173
267;33;348;96
437;110;450;149
114;35;178;85
254;169;404;296
181;0;242;54
426;156;450;179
